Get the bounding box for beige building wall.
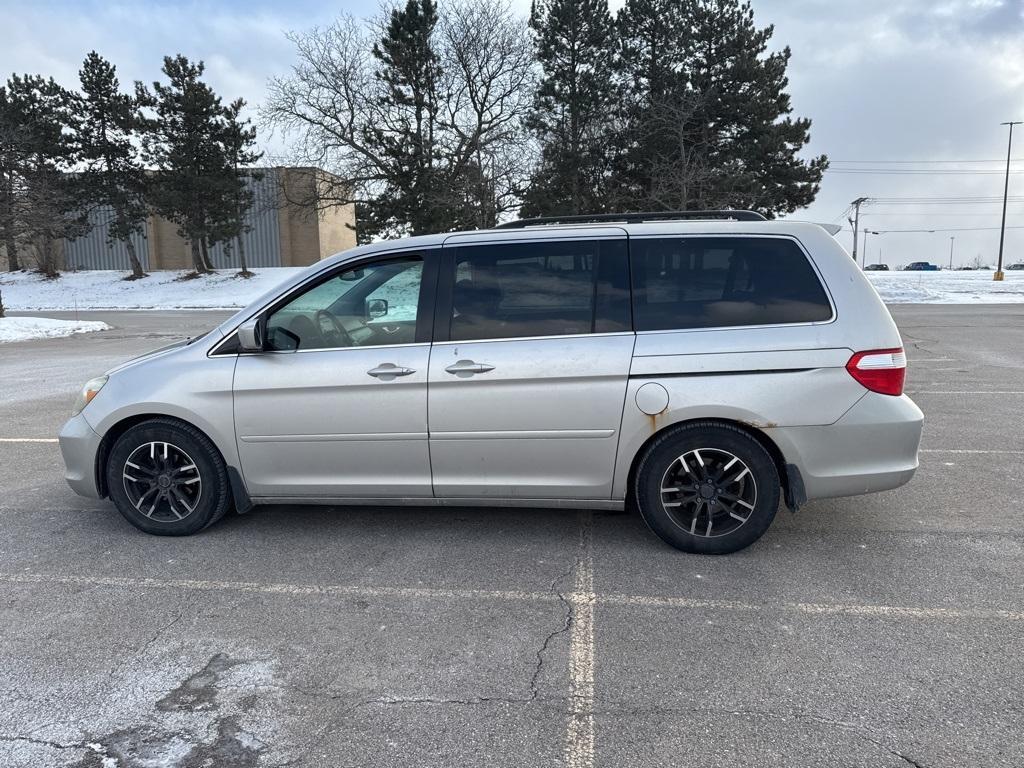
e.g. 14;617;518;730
146;215;192;270
43;166;356;271
318;201;357;259
276;167;357;267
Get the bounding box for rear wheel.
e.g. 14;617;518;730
634;422;780;555
106;419;232;536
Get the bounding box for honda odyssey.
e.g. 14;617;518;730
59;211;923;554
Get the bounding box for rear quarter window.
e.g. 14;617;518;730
631;236;832;331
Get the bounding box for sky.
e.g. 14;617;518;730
4;0;1024;267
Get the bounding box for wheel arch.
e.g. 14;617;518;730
625;417;797;512
95;414;238;501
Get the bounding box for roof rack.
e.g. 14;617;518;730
494;210;767;229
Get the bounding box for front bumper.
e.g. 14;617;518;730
58;413;103;499
769;393;924;501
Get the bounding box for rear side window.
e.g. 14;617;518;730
630;237;832;331
447;239;630;341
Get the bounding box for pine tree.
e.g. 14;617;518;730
76;51;149;279
609;0;696;207
613;0;826;215
0;75;84;276
366;0;446;237
212;98;262;277
685;0;826;215
521;0;618;217
138;55;231;274
0;84;25;270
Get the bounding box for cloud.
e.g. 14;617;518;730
757;0;1024;263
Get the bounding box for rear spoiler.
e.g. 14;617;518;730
817;223;842;236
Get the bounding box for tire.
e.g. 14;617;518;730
633;422;780;555
105;418;232;536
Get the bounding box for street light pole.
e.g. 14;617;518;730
949;236;955;270
864;230;876;266
849;197;868;266
996;121;1021;281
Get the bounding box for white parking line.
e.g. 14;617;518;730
1;571;1022;623
921;448;1024;455
0;438;58;443
602;593;762;611
565;512;596;768
789;601;1024;622
908;391;1024;395
0;572;554;604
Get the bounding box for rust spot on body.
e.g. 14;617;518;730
739;419;778;430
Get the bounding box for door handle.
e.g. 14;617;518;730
367;363;416;380
445;359;495;376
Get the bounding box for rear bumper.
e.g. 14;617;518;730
769;393;923;501
58;413;103;499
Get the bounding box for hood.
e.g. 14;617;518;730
105;334;209;376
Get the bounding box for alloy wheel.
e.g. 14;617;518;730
659;448;758;538
122;441;203;522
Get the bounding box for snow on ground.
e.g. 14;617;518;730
0;268;303;311
865;270;1024;303
2;266;1024;310
0;316;111;343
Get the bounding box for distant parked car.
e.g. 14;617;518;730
864;263;889;271
904;262;940;271
1007;263;1024;270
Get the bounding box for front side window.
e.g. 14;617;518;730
448;240;630;341
631;237;832;331
267;256;423;351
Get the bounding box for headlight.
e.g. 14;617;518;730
71;376;108;416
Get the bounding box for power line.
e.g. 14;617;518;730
825;168;1024;175
830;158;1024;164
841;225;1024;233
856;212;1023;216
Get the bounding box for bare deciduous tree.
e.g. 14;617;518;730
262;0;535;241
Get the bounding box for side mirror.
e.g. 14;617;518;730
367;298;388;319
237;317;265;352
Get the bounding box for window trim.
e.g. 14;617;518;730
209;249;439;356
431;330;635;348
434;236;631;344
627;233;837;335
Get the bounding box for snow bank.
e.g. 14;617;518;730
0;316;111;343
1;266;1023;311
0;268;303;311
865;271;1024;304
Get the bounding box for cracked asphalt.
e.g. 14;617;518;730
1;305;1023;767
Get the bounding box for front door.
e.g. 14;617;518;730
428;232;634;499
233;252;436;498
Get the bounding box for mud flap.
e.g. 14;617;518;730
784;463;807;512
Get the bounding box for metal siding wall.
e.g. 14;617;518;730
63;206;150;270
208;169;282;269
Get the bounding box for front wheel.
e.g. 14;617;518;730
105;418;232;536
634;422;780;555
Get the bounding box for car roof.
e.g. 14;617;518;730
316;219;837;270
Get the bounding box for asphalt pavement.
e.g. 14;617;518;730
1;305;1022;768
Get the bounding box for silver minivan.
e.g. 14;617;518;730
59;212;923;554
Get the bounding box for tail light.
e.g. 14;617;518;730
846;348;906;396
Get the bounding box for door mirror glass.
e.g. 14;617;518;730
237;317;265;352
367;298;389;319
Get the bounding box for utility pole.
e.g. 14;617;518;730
996;121;1021;281
949;236;955;270
848;197;869;267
